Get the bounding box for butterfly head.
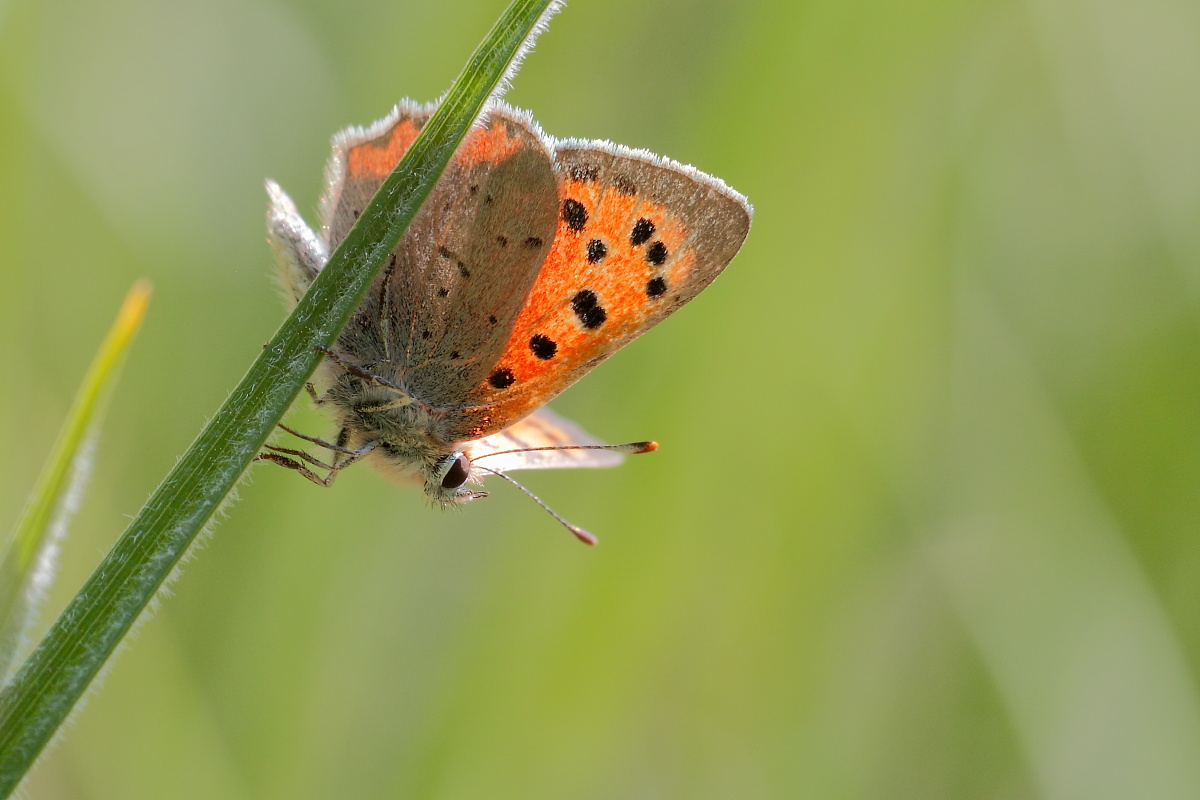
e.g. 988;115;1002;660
360;438;487;506
426;450;487;505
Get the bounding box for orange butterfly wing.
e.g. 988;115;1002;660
445;142;752;441
290;100;750;446
321;105;562;425
320;100;433;248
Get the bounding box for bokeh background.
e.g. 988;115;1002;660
3;0;1200;796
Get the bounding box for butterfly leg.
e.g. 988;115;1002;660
255;425;378;488
254;451;338;487
276;423;360;455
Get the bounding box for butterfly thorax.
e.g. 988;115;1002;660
322;366;478;505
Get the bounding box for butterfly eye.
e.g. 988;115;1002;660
439;453;471;489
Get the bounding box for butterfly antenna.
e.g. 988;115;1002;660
474;465;600;546
470;440;659;463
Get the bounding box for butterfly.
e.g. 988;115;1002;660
261;99;751;543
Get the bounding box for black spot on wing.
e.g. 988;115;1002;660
612;175;637;195
587;239;608;263
630;218;655;247
646;241;668;266
562;198;588;231
529;334;557;360
571;289;607;330
488;368;516;389
569;164;599;182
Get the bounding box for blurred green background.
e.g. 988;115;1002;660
3;0;1200;796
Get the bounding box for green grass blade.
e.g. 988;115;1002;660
0;0;560;793
0;281;152;680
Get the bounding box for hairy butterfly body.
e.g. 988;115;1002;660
264;99;751;539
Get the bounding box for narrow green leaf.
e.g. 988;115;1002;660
0;281;152;680
0;0;560;793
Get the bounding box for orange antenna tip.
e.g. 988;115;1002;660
571;527;598;546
